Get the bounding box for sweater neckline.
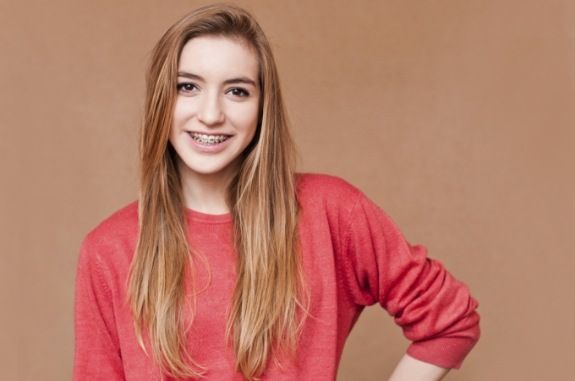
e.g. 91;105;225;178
185;207;233;224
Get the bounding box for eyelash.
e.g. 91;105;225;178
176;82;250;97
228;87;250;97
176;83;197;93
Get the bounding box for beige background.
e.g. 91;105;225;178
2;0;574;380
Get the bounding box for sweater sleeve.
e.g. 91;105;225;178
342;189;481;370
73;234;126;380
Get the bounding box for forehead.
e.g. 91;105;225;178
178;35;259;80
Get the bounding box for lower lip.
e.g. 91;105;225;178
186;132;233;153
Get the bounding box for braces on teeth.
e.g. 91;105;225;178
191;133;229;145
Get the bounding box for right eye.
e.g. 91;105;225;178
177;82;198;93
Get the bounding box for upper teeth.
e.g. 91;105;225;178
190;132;230;144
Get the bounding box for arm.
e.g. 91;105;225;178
73;235;126;381
388;354;449;381
341;188;481;371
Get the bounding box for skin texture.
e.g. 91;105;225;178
388;354;450;381
169;35;261;214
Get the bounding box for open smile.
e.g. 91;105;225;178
188;131;233;145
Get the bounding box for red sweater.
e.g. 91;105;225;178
73;173;480;380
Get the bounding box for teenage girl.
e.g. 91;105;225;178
73;4;480;381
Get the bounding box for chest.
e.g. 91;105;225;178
117;219;344;380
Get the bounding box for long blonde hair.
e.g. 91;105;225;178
127;3;309;380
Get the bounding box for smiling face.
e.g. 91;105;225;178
169;35;260;187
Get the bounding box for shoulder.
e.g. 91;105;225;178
294;172;368;224
294;172;393;226
82;200;139;246
295;172;363;204
78;200;139;267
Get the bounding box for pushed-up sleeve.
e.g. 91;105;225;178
341;189;481;370
73;235;126;380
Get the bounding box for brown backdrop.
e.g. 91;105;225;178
2;0;573;380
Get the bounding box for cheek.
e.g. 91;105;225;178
172;98;192;126
229;102;260;132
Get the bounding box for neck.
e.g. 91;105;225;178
177;160;237;215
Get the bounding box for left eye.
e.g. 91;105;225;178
228;88;249;97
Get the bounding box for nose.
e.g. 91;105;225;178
197;91;225;126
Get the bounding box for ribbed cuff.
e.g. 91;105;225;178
405;330;480;370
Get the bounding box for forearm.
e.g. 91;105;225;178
388;354;450;381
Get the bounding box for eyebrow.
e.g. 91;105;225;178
177;71;257;87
